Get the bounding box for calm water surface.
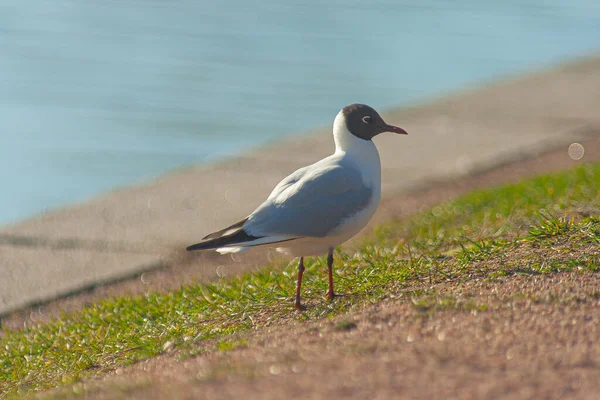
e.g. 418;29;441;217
1;0;599;224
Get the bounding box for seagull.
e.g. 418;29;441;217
187;104;407;309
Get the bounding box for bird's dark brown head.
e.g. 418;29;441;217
342;104;408;141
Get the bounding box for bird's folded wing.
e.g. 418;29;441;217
244;164;373;238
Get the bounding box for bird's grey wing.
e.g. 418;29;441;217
265;165;311;201
244;164;373;238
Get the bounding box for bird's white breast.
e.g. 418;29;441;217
329;111;382;236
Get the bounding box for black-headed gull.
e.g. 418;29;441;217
187;104;407;309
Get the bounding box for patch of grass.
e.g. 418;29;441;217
489;270;508;278
411;295;488;314
525;214;600;244
511;289;600;306
526;212;575;240
1;163;599;398
216;338;248;352
456;239;511;265
334;319;357;331
376;162;600;250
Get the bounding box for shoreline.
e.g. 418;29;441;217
2;53;597;230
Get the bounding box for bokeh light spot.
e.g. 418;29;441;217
568;143;584;160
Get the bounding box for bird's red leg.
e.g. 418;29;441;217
295;257;306;310
327;249;335;300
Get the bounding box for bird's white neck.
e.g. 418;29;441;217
332;110;381;188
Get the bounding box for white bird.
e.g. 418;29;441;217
187;104;407;309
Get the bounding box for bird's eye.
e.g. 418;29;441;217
362;116;372;124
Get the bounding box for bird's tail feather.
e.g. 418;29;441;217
186;218;298;252
186;227;261;251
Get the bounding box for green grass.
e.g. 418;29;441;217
370;162;600;249
1;163;600;398
333;319;358;331
410;295;489;314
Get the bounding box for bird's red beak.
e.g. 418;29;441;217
385;124;408;135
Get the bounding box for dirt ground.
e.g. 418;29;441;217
79;272;600;400
6;135;600;400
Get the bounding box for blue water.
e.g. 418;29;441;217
1;0;599;225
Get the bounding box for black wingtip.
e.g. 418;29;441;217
186;242;213;251
186;227;263;252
